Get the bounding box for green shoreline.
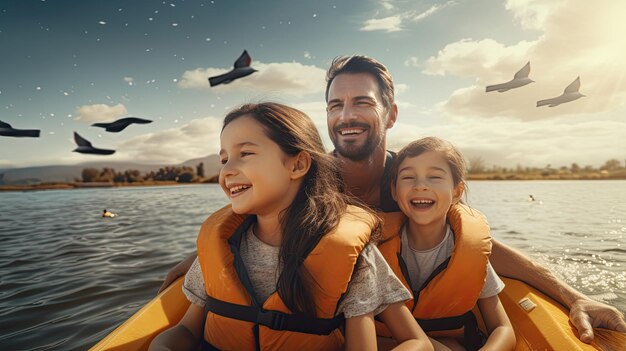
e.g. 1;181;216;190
0;180;218;192
2;171;626;192
466;171;626;181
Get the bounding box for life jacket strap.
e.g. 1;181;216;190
205;294;345;335
416;311;486;351
200;338;221;351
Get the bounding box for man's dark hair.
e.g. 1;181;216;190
325;55;395;110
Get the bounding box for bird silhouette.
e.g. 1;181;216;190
73;132;115;155
91;117;152;133
537;77;585;107
486;62;534;93
208;50;257;87
0;120;40;137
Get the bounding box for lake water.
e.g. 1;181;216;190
0;181;624;350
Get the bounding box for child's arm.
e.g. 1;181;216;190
345;308;434;351
158;252;196;294
377;301;434;351
477;295;515;351
345;312;378;351
148;303;204;351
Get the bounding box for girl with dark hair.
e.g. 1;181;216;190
381;137;515;350
150;102;432;351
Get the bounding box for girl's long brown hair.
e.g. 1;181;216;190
222;102;378;317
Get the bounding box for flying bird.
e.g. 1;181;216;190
0;120;40;137
91;117;152;133
208;50;257;87
536;77;585;107
73;132;115;155
486;62;534;93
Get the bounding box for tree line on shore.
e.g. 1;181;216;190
77;157;626;183
467;157;626;180
79;162;216;183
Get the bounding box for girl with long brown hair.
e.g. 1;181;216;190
150;102;432;351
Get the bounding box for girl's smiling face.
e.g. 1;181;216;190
392;150;464;230
219;115;301;217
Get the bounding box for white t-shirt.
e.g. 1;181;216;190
400;224;504;299
184;226;412;318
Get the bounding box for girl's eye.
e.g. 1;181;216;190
240;151;254;157
430;176;442;180
400;176;414;180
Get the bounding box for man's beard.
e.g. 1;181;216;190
335;129;382;161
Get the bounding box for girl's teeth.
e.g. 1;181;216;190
231;185;250;194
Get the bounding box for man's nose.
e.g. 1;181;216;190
338;103;358;123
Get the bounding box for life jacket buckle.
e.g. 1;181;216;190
256;310;286;330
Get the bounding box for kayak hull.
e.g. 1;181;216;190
90;277;625;350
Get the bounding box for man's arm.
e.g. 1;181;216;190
158;252;196;294
490;238;626;342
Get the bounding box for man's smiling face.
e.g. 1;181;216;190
326;72;394;161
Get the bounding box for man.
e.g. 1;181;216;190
161;55;626;343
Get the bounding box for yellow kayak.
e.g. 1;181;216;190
90;277;625;350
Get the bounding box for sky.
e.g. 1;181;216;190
1;0;625;170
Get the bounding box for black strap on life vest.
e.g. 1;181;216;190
204;294;344;334
416;311;486;351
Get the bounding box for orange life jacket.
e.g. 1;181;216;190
376;204;492;349
196;205;376;351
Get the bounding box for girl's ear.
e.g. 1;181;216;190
452;182;465;204
290;151;312;180
391;181;398;202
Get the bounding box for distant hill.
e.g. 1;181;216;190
180;155;220;173
0;155;220;185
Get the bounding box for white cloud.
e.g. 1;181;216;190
362;1;456;33
74;103;128;123
0;160;13;169
360;15;403;32
395;100;417;110
177;61;326;96
387;112;626;168
395;83;410;95
410;1;456;22
505;0;567;30
379;0;394;11
404;56;419;67
123;76;134;86
423;1;626;120
423;38;536;78
111;117;223;164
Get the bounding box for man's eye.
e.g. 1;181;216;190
328;104;341;111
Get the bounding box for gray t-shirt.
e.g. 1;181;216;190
184;226;411;318
400;224;504;299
